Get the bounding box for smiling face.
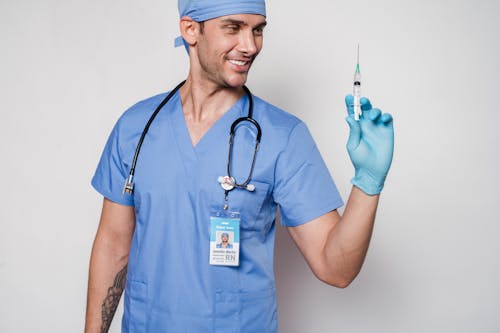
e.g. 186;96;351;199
221;234;229;243
190;14;267;88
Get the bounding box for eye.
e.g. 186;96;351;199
225;25;240;33
253;26;265;36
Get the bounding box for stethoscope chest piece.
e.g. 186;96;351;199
217;176;256;192
218;176;236;191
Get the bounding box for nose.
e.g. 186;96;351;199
238;29;258;56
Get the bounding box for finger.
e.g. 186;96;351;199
368;108;382;122
345;94;354;115
346;115;361;150
360;97;372;111
381;113;393;125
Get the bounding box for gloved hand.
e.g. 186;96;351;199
345;95;394;195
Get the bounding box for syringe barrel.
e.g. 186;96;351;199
353;82;362;120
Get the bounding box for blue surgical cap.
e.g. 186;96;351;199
175;0;266;48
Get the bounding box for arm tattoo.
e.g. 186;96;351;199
100;264;127;333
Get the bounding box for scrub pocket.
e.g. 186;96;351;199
215;288;277;333
124;280;147;333
214;291;241;333
230;180;270;235
228;123;271;234
241;288;278;333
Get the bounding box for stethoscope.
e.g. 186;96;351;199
122;80;262;207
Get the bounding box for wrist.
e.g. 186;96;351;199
351;169;385;195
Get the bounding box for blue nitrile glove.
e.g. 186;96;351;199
345;95;394;195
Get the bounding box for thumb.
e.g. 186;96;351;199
346;115;361;151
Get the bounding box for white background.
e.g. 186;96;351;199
1;0;499;332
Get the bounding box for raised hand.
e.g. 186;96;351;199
344;94;394;195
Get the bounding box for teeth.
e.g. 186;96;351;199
229;59;248;66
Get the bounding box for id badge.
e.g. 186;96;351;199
210;209;240;266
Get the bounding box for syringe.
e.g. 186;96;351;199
353;44;362;121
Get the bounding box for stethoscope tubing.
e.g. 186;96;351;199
123;81;261;196
227;117;261;188
129;80;186;177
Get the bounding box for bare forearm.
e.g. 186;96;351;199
325;186;379;286
85;236;129;333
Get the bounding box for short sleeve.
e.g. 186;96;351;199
91;120;135;206
273;122;343;227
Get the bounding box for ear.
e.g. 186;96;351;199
179;16;201;47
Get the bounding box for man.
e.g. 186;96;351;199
216;233;233;249
85;0;394;332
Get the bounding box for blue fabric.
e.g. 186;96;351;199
175;0;266;50
178;0;266;21
91;90;343;332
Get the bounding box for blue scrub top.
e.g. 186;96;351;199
92;90;343;333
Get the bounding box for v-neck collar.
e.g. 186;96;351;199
168;89;248;176
171;90;247;154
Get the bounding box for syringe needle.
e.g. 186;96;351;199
357;43;360;69
353;44;362;121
